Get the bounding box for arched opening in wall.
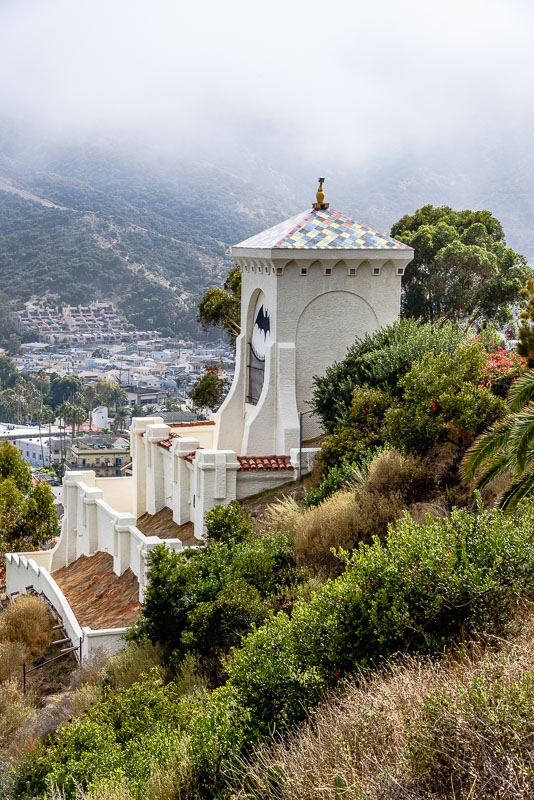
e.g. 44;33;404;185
295;291;378;437
247;291;270;405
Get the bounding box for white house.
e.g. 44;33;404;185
5;181;413;661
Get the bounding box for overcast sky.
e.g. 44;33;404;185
0;0;533;168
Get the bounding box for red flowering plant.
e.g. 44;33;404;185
482;347;526;398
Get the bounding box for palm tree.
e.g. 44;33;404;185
84;383;98;431
114;406;128;431
462;369;534;512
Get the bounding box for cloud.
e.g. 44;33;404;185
0;0;533;165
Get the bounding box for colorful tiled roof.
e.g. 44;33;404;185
238;455;293;471
234;208;411;251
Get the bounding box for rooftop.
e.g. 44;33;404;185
234;207;412;252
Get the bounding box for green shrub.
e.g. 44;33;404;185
319;387;391;468
312;319;472;433
227;500;534;735
383;344;504;453
205;500;253;543
130;529;300;664
301;461;358;508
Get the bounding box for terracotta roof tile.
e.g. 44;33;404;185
168;420;216;428
238;455;293;472
158;432;180;449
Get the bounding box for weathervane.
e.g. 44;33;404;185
313;176;329;210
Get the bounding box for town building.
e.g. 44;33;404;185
6;181;414;661
66;435;130;477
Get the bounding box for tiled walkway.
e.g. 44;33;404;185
136;507;197;546
53;552;140;629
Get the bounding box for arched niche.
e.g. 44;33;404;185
295;290;379;427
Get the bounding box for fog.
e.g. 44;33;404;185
1;0;533;169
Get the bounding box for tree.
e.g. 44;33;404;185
94;377;126;415
197;267;241;343
462;369;534;512
0;441;58;553
0;355;19;390
21;328;40;343
114;406;128;430
189;371;229;412
391;205;531;326
517;278;534;367
7;333;22;356
84;383;98;431
50;374;84;408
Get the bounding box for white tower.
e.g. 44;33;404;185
215;180;414;456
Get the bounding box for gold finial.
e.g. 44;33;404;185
313;176;329;210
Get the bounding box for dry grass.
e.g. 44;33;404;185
264;495;303;533
0;594;53;656
233;619;534;800
0;639;28;682
106;641;166;690
0;678;35;737
291;487;406;576
368;449;433;501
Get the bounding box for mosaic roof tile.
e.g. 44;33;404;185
235;208;411;251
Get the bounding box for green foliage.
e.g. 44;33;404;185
189;370;229;412
50;374;84;409
462;368;534;512
383;343;505;453
312;319;471;433
197;267;241;343
130;523;300;663
319;387;391;468
227;500;534;735
301;461;362;508
205;500;253;543
391;204;531;326
518;277;534;367
0;441;58;552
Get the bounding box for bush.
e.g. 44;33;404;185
234;622;534;800
0;594;53;657
301;461;359;508
205;500;253;544
312;319;472;433
227;500;534;735
319;387;391;468
383;344;504;453
130;528;300;664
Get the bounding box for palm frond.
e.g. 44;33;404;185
461;417;514;482
508;369;534;411
472;453;513;491
497;463;534;513
507;407;534;472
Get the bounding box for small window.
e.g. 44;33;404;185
373;267;380;275
276;267;283;275
349;268;356;275
95;458;100;465
325;268;332;275
397;268;404;276
300;268;307;275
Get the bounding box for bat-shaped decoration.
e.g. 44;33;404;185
254;305;270;336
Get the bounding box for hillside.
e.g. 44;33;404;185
1;129;534;337
0;138;295;336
